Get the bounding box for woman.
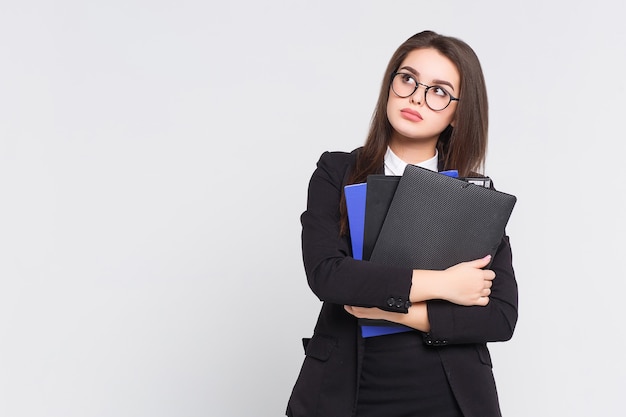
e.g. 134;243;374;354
286;30;517;417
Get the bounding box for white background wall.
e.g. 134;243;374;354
1;1;625;416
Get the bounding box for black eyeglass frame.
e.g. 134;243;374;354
390;72;459;111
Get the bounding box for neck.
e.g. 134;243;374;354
388;139;437;165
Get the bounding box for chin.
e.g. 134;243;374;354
392;129;439;144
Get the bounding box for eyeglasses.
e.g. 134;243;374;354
391;72;459;111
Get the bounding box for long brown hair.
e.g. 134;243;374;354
340;30;489;235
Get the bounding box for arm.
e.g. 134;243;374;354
301;151;414;312
425;235;518;344
345;236;518;344
345;301;431;332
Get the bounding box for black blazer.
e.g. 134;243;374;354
286;149;518;417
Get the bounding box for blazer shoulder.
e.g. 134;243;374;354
308;148;362;192
316;147;361;172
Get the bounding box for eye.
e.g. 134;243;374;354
400;73;416;85
431;86;450;97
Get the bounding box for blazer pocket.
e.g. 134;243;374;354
288;335;338;415
475;343;493;367
303;334;336;361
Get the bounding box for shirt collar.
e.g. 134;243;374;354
384;146;439;176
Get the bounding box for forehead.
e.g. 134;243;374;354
399;48;460;87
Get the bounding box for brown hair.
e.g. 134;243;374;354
340;30;489;235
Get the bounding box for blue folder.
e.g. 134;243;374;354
344;183;367;261
345;182;411;337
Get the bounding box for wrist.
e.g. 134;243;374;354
398;302;431;332
410;269;443;302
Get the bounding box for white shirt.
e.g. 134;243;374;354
384;147;439;176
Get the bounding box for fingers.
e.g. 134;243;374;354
476;284;492;305
467;254;492;269
478;279;492;305
344;305;367;318
477;296;490;306
484;269;496;281
344;306;385;320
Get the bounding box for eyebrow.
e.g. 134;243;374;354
398;65;456;92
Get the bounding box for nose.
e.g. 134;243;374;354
410;84;425;105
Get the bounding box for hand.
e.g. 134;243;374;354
344;303;431;332
344;305;390;321
441;255;495;306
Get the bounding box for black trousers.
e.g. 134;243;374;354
356;331;464;417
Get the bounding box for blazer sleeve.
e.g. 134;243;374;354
424;231;518;345
301;151;414;313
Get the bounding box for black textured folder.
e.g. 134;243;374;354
369;164;517;270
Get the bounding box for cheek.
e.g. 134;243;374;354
439;109;456;128
385;101;393;123
446;106;458;126
386;99;401;131
386;95;399;119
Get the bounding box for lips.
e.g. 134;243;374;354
400;108;423;122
